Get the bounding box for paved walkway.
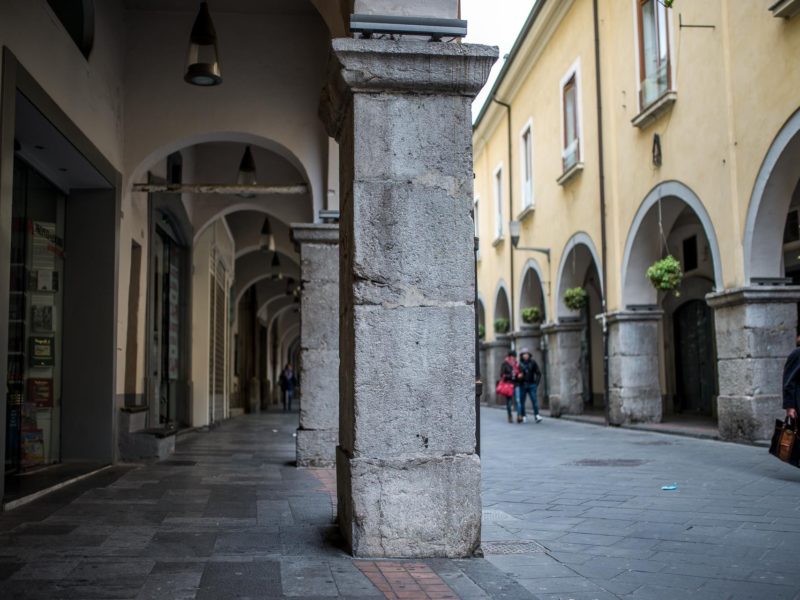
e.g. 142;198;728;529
0;409;799;599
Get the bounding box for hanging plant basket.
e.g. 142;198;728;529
646;255;683;296
494;318;510;334
521;306;543;324
564;287;588;311
478;324;486;339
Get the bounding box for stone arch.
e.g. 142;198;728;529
493;281;511;334
233;251;300;307
621;181;723;306
744;108;800;283
555;233;603;319
518;258;548;324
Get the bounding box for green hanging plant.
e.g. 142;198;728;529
564;287;588;311
521;306;542;324
646;255;683;296
478;324;486;339
494;318;510;334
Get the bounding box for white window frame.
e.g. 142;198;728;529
632;0;676;112
519;119;534;211
493;163;504;242
559;58;584;174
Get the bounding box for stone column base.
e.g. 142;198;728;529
336;446;481;558
296;429;338;468
607;311;662;425
542;322;583;417
708;286;800;442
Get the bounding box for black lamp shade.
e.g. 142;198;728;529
271;253;281;269
185;2;222;86
237;146;257;188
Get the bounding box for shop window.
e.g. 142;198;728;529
637;0;672;109
520;123;534;209
6;159;66;474
493;165;503;240
683;235;698;272
46;0;95;59
562;73;580;172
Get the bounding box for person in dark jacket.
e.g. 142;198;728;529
783;336;800;420
517;348;543;423
279;363;298;411
500;350;521;423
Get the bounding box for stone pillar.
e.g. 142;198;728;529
707;287;800;442
483;336;511;406
322;39;496;558
606;311;662;425
291;224;340;467
542;322;583;416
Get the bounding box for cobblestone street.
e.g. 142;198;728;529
0;408;799;599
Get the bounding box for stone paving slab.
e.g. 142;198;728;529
2;409;800;599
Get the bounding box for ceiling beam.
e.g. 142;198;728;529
131;183;308;195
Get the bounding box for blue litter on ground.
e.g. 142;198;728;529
661;483;678;491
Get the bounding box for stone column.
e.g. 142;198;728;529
483;336;511;406
542;322;583;416
707;287;800;442
606;311;662;425
291;224;340;467
321;39;496;558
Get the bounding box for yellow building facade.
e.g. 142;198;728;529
475;0;800;441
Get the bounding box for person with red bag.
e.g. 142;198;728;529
497;350;521;423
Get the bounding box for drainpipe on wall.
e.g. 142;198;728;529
493;98;515;339
592;0;611;424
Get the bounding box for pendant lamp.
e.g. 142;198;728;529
272;252;283;280
237;145;257;197
185;2;222;86
259;217;274;253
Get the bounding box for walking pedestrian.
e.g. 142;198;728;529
517;348;543;423
782;335;800;420
499;350;522;423
279;363;298;411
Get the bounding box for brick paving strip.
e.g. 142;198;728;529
356;561;461;600
309;467;337;509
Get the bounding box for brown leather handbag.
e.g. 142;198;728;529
769;417;800;466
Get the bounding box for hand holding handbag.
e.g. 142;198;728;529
495;379;515;398
769;416;800;466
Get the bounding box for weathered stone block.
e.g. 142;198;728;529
608;388;661;425
337;447;481;558
716;357;784;397
351;182;474;305
296;429;338;468
351;304;475;458
608;355;660;390
717;395;782;442
299;349;339;431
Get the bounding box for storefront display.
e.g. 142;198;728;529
4;160;64;475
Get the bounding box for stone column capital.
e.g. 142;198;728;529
541;320;584;334
706;286;800;309
290;223;340;250
511;324;543;339
320;39;498;140
605;309;664;325
481;339;511;350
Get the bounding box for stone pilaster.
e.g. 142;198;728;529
606;310;662;425
483;336;511;405
542;322;583;416
707;287;800;441
291;224;340;467
321;39;496;558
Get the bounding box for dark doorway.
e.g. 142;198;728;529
673;300;715;415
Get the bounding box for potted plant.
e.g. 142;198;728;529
646;255;683;296
564;287;588;311
494;318;510;334
478;324;486;339
521;306;542;324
